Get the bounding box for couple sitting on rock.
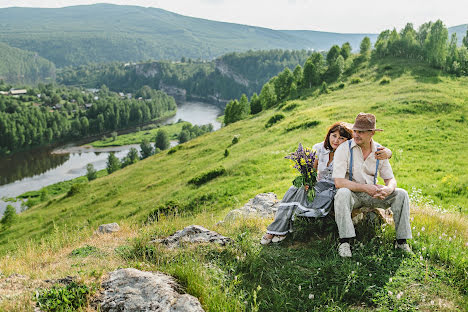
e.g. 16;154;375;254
261;113;412;258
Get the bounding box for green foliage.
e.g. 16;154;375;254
224;149;229;157
154;129;170;151
35;282;91;312
188;166;226;186
66;183;87;197
106;152;121;174
0;205;17;229
224;95;250;125
259;83;277;109
139;139;154;159
350;77;362;84
231;135;240;145
249;93;262;115
425;20;448;68
282;103;299;112
380;76;391;85
285;120;320;132
320;81;329;94
86;163;97;181
360;36;371;55
178;123;213;144
69;245;102;257
121;147;139;167
265;113;285;128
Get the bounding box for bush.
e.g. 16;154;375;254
155;129;170;150
224;149;229;157
188;167;226;186
67;183;87;197
139;139;154;159
86;163;97;181
35;282;91;312
320;81;329;94
350;77;362;84
69;245;102;257
282;103;299;112
338;82;345;89
231;135;240;145
265;113;285;128
0;205;17;228
285;120;320;132
380;76;391;85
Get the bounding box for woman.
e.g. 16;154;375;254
261;122;391;244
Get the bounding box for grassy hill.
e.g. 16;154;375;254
0;58;466;311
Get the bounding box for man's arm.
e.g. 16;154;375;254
335;178;380;196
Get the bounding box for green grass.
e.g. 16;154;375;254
0;57;467;311
90;121;188;147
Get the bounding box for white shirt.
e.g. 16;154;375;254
332;139;394;184
313;142;333;183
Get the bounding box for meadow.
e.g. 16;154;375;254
0;57;466;311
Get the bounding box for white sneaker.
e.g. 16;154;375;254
260;234;273;245
272;235;287;243
395;242;412;253
338;242;352;258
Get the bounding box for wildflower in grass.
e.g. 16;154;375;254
417;232;420;237
388;291;393;296
298;285;301;292
396;292;403;299
421;226;425;231
308;294;314;299
369;273;372;277
285;143;317;201
389;277;392;282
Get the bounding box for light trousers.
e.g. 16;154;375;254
334;188;412;239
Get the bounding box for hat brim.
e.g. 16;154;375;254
352;126;383;131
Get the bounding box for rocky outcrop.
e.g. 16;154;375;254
97;223;120;234
150;225;231;248
98;268;204;312
224;192;279;222
215;60;249;87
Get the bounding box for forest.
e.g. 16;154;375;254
0;83;176;155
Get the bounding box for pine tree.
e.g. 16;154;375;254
1;205;17;229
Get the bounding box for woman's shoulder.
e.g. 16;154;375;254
313;141;326;155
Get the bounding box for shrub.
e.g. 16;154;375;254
139;139;154;159
224;149;229;157
265;113;285;128
350;77;362;84
285;120;320;132
155;129;170;150
146;200;181;223
231;135;240;145
35;282;91;312
67;183;87;197
380;76;391;85
282;103;299;111
86;163;97;181
0;205;17;228
320;81;329;94
188;167;226;186
338;82;345;89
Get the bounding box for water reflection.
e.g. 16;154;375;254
0;147;70;186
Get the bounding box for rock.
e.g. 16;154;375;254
150;225;231;248
351;207;393;226
224;192;279;221
98;268;204;312
98;223;120;234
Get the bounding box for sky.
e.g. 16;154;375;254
0;0;467;33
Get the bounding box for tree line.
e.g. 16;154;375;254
0;84;176;155
223;21;468;125
56;50;313;103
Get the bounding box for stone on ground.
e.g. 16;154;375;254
98;268;204;312
97;223;120;234
224;192;279;221
150;225;231;248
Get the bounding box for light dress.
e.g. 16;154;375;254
266;142;336;236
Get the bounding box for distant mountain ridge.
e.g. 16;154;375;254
0;4;465;70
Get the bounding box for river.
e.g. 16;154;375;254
0;101;222;215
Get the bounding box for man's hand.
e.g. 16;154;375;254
363;184;380;197
375;146;392;160
373;185;394;199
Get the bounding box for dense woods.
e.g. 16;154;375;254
57;50;313;103
0;42;56;84
224;20;468;124
0;84;176;155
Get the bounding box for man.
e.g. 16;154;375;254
332;113;412;257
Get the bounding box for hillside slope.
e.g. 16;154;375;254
0;58;466;311
0;42;55;84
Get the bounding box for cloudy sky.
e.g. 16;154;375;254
0;0;467;33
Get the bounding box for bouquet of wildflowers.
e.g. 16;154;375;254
285;143;318;202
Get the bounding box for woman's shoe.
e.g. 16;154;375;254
272;235;286;243
260;234;273;245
